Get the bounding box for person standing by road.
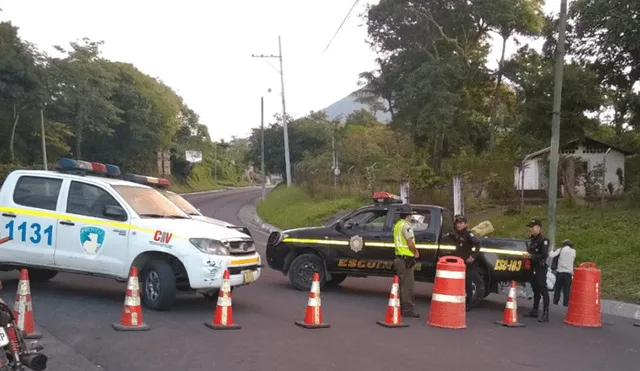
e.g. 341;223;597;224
446;215;481;311
524;219;551;322
548;239;576;307
393;204;420;318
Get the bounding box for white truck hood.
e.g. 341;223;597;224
194;215;234;228
134;218;248;241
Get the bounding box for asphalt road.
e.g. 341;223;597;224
1;188;639;371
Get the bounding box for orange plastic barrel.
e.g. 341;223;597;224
427;256;466;329
565;262;602;328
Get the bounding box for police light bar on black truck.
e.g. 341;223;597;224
372;191;403;205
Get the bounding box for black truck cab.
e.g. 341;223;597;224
266;192;530;308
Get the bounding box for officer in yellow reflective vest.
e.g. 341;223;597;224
393;204;420;318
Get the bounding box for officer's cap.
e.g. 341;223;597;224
454;214;467;223
398;203;417;216
526;218;542;227
562;239;574;247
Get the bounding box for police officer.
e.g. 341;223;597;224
393;204;420;318
446;215;481;310
524;218;550;322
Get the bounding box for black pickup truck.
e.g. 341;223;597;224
266;192;531;308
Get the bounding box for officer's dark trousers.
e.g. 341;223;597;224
554;272;572;307
393;257;415;313
531;266;550;311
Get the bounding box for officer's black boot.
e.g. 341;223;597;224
538;309;549;323
524;308;539;318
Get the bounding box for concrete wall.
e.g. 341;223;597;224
514;158;543;190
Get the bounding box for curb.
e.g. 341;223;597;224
239;195;281;233
601;300;640;321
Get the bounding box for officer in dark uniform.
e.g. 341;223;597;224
524;218;550;322
446;215;481;310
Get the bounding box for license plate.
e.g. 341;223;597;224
0;327;9;347
243;270;254;284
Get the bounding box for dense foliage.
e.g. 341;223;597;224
247;0;640;204
0;22;250;190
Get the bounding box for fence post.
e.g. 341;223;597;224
400;179;410;204
453;174;464;215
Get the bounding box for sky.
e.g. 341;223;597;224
3;0;562;142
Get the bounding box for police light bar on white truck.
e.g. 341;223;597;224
120;173;170;189
58;158;121;177
372;191;403;205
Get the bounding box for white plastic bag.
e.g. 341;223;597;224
546;269;556;290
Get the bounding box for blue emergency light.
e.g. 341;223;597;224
121;173;170;188
58;158;121;177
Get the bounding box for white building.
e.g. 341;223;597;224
514;137;633;197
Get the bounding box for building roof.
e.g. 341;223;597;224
563;136;634;156
528;136;634;160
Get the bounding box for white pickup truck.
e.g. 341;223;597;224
0;158;262;310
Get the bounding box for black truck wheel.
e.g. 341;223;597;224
140;260;177;311
468;269;486;309
325;273;347;287
28;269;58;283
288;253;326;291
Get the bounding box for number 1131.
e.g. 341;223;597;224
4;220;53;246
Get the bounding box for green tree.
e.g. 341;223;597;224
569;0;640;133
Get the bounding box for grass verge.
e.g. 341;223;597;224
257;185;364;229
258;187;640;304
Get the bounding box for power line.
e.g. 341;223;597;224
322;0;360;54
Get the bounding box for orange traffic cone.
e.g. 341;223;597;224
205;269;241;330
377;276;408;328
295;272;329;329
13;269;41;339
494;281;525;327
112;266;150;331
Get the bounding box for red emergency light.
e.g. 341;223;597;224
91;162;107;173
372;191;402;204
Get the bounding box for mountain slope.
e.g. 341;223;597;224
320;92;391;123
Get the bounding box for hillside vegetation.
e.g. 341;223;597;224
258;186;640;304
0;22;251;192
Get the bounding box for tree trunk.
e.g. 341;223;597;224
488;34;510;151
9;105;21;164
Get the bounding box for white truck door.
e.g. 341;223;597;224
54;180;129;276
0;175;62;266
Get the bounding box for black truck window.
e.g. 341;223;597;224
343;210;387;232
441;208;455;236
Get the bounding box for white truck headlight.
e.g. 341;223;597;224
190;238;230;255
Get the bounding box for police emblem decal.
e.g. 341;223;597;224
350;235;364;253
79;226;106;258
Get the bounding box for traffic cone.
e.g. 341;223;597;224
494;281;525;327
295;272;329;329
112;266;150;331
205;269;241;330
376;276;408;328
13;269;41;339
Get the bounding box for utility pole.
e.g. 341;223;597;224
40;108;48;170
252;35;292;187
547;0;568;251
261;96;266;200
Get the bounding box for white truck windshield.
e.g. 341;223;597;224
159;190;200;216
112;185;190;218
